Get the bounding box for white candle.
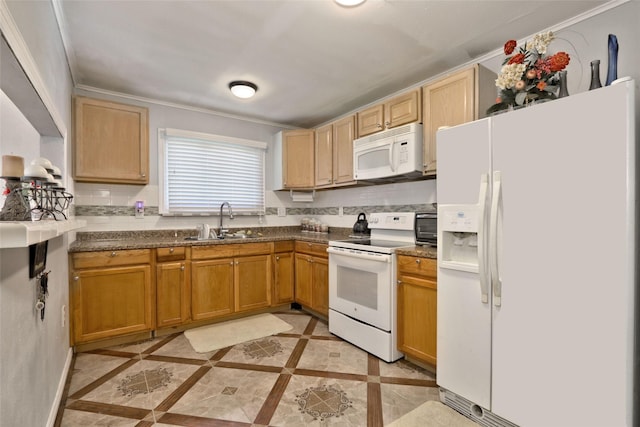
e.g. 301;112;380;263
2;155;24;178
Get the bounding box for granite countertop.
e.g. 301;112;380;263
69;227;438;260
396;245;437;260
68;227;351;253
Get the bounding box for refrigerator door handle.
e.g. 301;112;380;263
477;173;489;304
490;170;503;307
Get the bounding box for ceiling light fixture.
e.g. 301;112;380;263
229;81;258;99
335;0;366;7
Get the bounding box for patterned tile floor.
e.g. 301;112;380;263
56;310;439;426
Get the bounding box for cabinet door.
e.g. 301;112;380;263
397;256;438;366
156;261;190;328
311;256;329;316
283;129;315;188
315;124;333;188
294;253;313;307
73;96;149;184
357;104;384;137
71;265;153;343
191;259;234;320
274;252;295;305
385;89;421;129
333;115;356;186
235;254;272;312
422;68;475;176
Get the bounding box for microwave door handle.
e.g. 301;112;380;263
389;140;396;172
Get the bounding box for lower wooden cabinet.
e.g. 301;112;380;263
397;255;437;366
70;249;153;344
294;242;329;316
273;241;295;305
191;258;235;321
156;260;190;328
234;254;272;312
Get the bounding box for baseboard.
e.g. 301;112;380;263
46;347;73;427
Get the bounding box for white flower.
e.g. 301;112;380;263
496;63;527;89
525;31;555;55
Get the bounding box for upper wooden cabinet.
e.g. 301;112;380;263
314;115;356;189
73;96;149;184
273;129;315;189
357;89;422;137
422;65;496;177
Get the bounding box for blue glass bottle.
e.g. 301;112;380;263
605;34;618;86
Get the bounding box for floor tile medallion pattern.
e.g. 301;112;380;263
56;311;438;426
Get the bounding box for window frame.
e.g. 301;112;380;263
158;128;267;216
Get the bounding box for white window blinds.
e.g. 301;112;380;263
159;128;266;215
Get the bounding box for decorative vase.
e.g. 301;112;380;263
605;34;618;86
589;60;602;90
557;71;569;98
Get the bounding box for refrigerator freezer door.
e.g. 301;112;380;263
436;119;492;408
490;82;635;427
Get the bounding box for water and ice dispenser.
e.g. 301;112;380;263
438;205;481;273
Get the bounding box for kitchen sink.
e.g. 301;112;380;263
184;234;257;241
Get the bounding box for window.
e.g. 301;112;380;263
158;128;266;215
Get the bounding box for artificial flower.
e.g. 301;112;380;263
487;31;570;115
504;40;517;55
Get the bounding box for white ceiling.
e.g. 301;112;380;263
55;0;608;128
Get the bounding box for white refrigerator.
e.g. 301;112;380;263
436;79;637;427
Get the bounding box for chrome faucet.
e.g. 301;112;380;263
219;201;234;237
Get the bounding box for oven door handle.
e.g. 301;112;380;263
327;247;392;263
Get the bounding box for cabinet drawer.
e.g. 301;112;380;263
274;240;295;252
192;242;273;260
295;241;328;258
156;246;186;262
72;249;152;269
397;255;437;280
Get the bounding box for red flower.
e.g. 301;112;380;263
504;40;517;55
508;53;525;65
2;186;9;196
548;52;570;72
537;81;547;91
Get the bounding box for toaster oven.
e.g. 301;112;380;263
415;212;437;246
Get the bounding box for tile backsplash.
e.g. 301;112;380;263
73;179;437;232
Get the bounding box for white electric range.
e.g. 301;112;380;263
327;212;415;362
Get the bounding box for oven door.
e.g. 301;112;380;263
328;247;393;331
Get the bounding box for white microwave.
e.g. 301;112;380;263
353;123;423;181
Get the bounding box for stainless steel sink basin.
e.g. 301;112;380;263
219;234;257;239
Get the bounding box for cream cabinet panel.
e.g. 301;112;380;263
73;96;149;184
422;65;495;176
282;129;315;189
332;115;356;186
385;89;422;129
314;124;333;188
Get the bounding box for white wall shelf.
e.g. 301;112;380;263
0;219;86;248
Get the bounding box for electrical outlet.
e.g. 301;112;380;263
277;207;286;217
339;206;344;217
61;305;66;328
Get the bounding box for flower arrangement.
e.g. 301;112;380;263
487;31;570;115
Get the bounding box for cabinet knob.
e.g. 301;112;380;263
397;279;402;284
385;121;390;127
416;258;421;264
235;261;239;265
276;256;280;261
377;123;383;128
74;276;79;281
180;264;185;271
141;173;146;177
111;251;117;257
169;248;174;253
230;262;234;266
